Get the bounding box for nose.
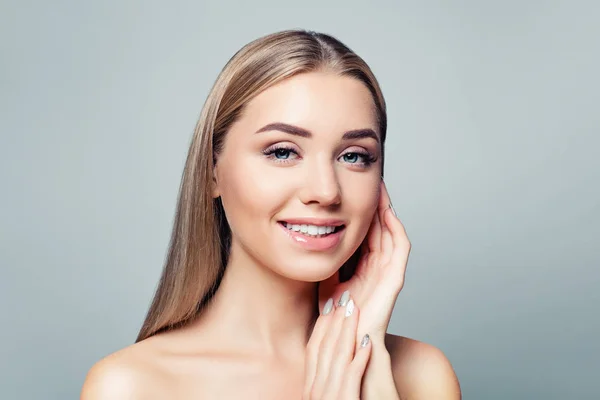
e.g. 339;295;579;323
298;158;342;207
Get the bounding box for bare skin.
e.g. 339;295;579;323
81;72;461;399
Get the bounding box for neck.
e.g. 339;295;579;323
196;240;319;358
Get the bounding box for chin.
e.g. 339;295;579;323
267;253;352;283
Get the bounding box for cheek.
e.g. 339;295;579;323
219;156;289;230
341;175;380;240
342;171;379;202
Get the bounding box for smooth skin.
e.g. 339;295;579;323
304;294;372;399
81;72;461;399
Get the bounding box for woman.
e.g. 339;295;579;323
82;30;461;399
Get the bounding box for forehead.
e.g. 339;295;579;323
240;72;378;135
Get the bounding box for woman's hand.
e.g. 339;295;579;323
319;179;411;343
303;294;372;400
315;179;409;399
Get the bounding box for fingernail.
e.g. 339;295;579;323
337;290;350;307
322;298;333;315
360;334;370;348
389;203;396;216
345;299;355;317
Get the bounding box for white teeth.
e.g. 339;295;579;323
283;222;339;237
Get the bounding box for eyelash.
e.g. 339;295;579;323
262;144;377;167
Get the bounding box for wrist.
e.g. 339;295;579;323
369;337;391;364
361;337;400;400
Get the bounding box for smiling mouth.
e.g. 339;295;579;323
278;222;346;238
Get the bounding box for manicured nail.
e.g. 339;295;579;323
389;203;396;216
345;299;355;317
338;290;350;307
360;334;370;347
322;298;333;315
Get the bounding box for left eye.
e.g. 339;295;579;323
273;148;292;159
341;152;363;163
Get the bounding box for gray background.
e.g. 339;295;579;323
1;0;598;398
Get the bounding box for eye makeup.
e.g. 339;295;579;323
262;143;377;168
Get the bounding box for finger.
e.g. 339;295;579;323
379;178;392;216
380;212;394;266
383;207;411;288
304;297;335;398
372;179;392;253
366;205;382;253
343;333;372;397
379;180;394;265
322;297;360;398
384;206;411;254
311;291;349;397
381;179;410;262
380;179;406;247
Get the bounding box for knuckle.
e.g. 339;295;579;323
318;336;335;353
397;276;406;290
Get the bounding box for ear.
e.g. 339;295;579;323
211;163;220;198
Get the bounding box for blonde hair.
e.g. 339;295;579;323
136;29;387;342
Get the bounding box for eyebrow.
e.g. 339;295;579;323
255;122;380;143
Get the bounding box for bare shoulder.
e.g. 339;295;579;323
385;333;461;399
80;338;169;400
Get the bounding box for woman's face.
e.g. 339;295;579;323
214;71;382;282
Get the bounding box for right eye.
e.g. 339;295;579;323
262;145;300;163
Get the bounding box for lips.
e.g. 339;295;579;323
277;220;346;251
279;221;345;237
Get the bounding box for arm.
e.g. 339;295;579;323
361;337;401;399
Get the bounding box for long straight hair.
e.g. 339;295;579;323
136;30;387;342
